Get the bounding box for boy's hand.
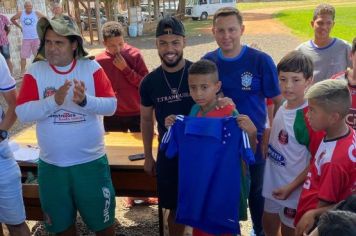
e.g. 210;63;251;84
73;79;86;105
216;97;235;110
164;115;176;128
144;154;156;176
113;53;128;71
55;80;72;105
237;115;257;135
295;210;316;236
272;184;292;200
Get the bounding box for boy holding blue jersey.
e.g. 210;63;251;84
165;59;257;151
262;51;324;236
165;59;257;236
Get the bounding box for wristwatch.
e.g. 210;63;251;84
0;129;8;141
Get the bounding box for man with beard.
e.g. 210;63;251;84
140;16;194;236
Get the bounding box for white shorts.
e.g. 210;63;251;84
0;142;26;225
264;198;296;228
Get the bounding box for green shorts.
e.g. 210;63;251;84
38;155;116;233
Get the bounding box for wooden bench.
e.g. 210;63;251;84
13;128;162;234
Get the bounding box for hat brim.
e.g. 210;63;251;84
34;16;91;62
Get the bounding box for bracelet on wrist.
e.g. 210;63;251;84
78;96;87;107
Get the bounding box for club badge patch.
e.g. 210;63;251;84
278;129;289;145
43;87;56;98
241;72;253;90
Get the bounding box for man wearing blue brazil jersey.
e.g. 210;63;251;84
203;7;282;236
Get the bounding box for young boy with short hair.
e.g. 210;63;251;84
96;21;149;133
96;21;151;207
262;51;324;236
308;210;356;236
297;3;351;83
294;79;356;236
165;59;257;236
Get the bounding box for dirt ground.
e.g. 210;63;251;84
2;8;301;236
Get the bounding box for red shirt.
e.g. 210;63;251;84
96;43;148;116
195;104;236;117
295;128;356;225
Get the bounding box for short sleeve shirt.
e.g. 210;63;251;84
139;60;195;139
0;15;10;46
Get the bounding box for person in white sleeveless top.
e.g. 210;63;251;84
10;0;45;77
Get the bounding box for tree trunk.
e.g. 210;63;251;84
103;0;116;21
177;0;186;19
153;0;160;20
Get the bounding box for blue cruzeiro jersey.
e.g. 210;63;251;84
161;115;255;234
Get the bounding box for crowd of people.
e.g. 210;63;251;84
0;1;355;236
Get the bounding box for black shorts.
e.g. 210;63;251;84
156;149;178;210
104;115;140;132
0;44;10;59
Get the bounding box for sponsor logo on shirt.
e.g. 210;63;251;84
156;92;190;103
267;144;286;166
278;129;289;145
241;72;253;90
49;109;86;124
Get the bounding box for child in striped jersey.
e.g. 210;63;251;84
165;59;257;236
262;51;324;236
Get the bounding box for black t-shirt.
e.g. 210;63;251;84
140;60;194;139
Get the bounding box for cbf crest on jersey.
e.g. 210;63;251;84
241;72;253;90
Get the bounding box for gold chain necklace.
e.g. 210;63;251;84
162;62;186;95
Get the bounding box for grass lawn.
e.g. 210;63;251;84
237;0;356;11
275;5;356;41
184;18;213;36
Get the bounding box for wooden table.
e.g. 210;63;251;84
13;127;162;234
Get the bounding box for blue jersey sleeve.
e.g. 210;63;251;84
260;54;280;99
241;131;255;165
160;124;179;159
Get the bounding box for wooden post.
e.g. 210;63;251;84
95;0;103;43
87;0;94;45
148;0;152;21
73;0;81;32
